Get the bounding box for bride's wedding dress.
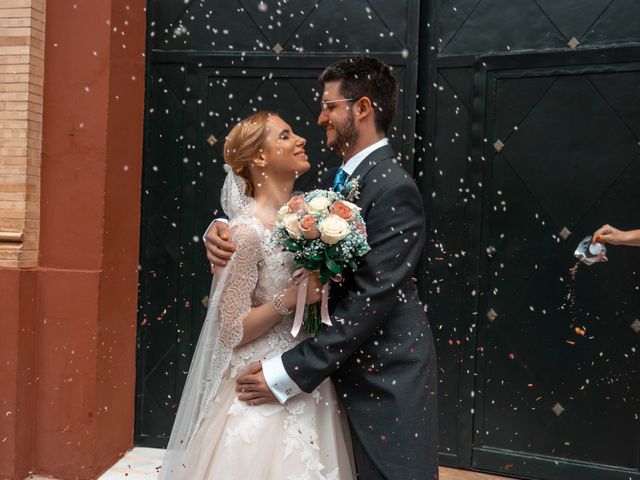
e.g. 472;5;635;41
159;169;354;480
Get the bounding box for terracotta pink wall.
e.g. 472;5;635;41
0;0;146;478
0;269;37;480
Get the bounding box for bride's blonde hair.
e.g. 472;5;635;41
223;111;277;197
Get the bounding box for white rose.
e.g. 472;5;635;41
318;214;350;245
276;205;289;224
307;195;331;214
282;214;302;239
341;200;362;213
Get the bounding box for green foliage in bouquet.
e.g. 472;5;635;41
271;188;370;334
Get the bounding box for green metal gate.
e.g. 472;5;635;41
136;0;420;447
137;1;640;478
421;1;640;478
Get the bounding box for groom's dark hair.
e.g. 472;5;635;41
319;56;398;135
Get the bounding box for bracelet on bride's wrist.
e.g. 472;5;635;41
272;293;292;316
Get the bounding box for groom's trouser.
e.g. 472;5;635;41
350;426;386;480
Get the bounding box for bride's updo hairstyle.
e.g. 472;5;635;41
223;111;276;197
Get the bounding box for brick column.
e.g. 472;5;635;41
0;0;44;268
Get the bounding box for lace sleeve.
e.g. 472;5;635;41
216;224;263;348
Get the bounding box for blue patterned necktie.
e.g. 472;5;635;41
332;168;348;193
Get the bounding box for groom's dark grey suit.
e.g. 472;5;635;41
281;144;439;479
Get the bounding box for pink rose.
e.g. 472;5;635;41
355;221;367;237
299;215;320;240
287;195;306;214
331;200;354;220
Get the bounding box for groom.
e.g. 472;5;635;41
205;57;438;479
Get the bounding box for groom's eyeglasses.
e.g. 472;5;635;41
320;98;355;112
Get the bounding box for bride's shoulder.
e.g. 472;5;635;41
228;216;265;248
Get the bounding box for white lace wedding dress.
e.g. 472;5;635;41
159;204;355;480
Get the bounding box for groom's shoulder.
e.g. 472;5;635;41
369;155;419;190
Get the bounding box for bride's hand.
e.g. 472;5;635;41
304;271;323;305
279;272;323;314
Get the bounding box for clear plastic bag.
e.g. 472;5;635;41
574;235;608;265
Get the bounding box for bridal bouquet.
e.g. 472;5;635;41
271;186;370;336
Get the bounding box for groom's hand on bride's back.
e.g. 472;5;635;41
204;220;236;272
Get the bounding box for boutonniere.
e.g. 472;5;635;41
344;179;361;202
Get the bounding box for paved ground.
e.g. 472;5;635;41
27;447;511;479
440;466;512;479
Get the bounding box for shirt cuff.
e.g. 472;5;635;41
203;217;229;239
262;354;302;404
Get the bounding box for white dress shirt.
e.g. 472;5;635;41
262;137;390;404
339;137;389;175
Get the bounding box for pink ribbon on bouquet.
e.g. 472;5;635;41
290;269;332;337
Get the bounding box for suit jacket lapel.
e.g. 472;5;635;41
323;145;396;190
349;144;396;184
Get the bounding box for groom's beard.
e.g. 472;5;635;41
328;112;359;158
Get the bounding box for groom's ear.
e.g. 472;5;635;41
354;96;373;122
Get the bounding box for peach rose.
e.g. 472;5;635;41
331;200;354;220
299;215;320;240
287;195;306;214
341;200;361;213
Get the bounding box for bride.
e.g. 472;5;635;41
159;111;355;480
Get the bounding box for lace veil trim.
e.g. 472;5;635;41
159;167;260;479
